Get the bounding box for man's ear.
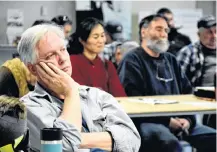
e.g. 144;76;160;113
197;31;200;38
141;27;148;40
26;63;37;76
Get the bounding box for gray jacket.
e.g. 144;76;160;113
20;83;140;152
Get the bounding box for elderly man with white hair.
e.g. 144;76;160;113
17;24;140;152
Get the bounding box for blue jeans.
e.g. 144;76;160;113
140;123;216;152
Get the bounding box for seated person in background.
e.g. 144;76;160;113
100;41;122;63
157;8;191;56
105;20;124;44
177;15;216;87
99;20;124;62
118;14;216;152
113;41;139;69
0;95;29;152
0;57;36;98
32;19;53;27
69;17;126;97
51;15;73;46
18;24;140;151
177;15;216;130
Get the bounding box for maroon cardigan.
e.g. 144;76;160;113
70;54;126;97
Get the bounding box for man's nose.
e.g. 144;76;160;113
161;31;168;39
58;52;67;65
212;32;216;40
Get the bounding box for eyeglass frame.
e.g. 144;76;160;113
155;58;174;83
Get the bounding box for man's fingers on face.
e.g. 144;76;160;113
47;63;62;75
36;64;55;86
36;64;50;80
39;62;57;77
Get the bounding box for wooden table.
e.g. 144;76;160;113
116;94;216;118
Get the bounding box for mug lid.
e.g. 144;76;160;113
40;128;62;141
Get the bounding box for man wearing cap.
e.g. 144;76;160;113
105;20;124;44
118;14;216;152
177;15;216;130
177;15;216;87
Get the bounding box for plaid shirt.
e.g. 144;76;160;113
177;41;204;86
99;41;122;62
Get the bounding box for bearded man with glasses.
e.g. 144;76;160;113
118;14;216;152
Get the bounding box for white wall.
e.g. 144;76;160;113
197;1;216;17
131;1;197;41
131;1;196;14
131;1;216;42
0;1;76;44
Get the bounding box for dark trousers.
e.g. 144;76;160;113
203;114;216;129
139;123;216;152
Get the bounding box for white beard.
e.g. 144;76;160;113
146;38;169;54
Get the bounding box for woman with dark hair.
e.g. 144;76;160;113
69;17;126;97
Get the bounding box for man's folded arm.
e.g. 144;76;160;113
80;132;113;151
98;91;141;152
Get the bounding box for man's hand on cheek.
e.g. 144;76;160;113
36;62;78;97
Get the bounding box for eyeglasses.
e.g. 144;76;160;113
155;59;173;83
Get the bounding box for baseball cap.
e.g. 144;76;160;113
197;15;216;29
105;20;123;41
51;15;72;26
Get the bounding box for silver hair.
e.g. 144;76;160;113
17;24;65;64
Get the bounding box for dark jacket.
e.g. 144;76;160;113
168;28;191;56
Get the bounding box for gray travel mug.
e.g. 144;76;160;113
40;128;63;152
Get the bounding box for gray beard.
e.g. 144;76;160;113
146;38;169;54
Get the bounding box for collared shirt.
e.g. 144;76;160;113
20;83;140;152
177;41;216;87
70;54;126;97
